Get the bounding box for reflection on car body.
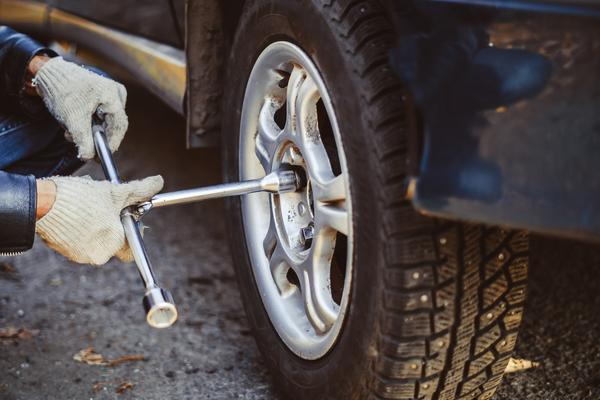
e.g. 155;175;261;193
397;1;600;241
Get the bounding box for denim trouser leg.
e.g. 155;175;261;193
0;66;112;178
0;112;84;178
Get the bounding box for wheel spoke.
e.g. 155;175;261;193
316;202;349;236
286;67;306;136
269;244;297;297
312;173;347;203
299;229;339;333
301;270;328;333
295;74;320;139
255;97;283;172
286;72;344;191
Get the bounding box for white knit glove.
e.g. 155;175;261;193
33;57;128;161
35;175;164;266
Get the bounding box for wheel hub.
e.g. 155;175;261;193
272;145;314;257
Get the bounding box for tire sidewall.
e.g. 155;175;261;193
222;0;384;398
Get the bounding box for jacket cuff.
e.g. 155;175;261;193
19;48;59;118
0;172;37;253
17;46;59;98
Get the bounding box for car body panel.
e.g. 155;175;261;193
391;1;600;240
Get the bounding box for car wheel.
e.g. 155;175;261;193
221;0;530;399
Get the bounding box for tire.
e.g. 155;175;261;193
221;0;530;399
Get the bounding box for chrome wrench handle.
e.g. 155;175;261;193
92;117;178;329
136;169;302;216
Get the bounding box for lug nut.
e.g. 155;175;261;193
300;225;314;246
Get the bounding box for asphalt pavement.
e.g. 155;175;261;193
1;83;600;400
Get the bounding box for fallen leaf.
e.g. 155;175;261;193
74;348;105;365
116;381;134;393
74;347;145;366
0;326;39;340
0;326;20;338
505;358;540;373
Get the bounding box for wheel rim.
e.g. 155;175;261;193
239;42;354;360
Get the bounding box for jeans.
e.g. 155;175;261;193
0;113;84;178
0;66;109;178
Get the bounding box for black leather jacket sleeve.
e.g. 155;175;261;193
0;26;57;117
0;172;37;254
0;27;53;253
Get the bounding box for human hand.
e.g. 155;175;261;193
35;175;163;265
33;57;128;161
25;55;50;96
36;179;57;220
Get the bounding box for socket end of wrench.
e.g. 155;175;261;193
143;287;178;328
259;169;305;193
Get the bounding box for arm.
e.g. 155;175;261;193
0;173;55;254
0;49;55;254
1;170;163;263
0;171;36;254
0;26;55;100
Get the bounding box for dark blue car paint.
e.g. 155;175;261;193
427;0;600;18
392;0;600;241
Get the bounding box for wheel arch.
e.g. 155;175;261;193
184;0;398;148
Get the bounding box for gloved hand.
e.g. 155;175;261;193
35;175;163;265
33;57;128;161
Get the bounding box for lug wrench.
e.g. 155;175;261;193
92;115;301;328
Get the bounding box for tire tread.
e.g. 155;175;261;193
321;2;529;398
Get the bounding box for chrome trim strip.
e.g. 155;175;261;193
0;0;186;115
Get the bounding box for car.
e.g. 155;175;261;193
1;0;599;399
